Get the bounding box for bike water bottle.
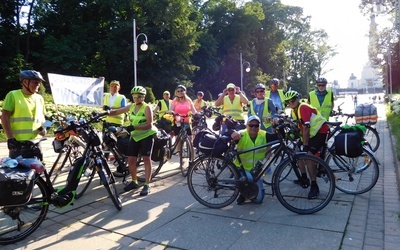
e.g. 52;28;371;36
176;115;181;127
251;160;263;177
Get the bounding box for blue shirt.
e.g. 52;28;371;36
269;92;283;111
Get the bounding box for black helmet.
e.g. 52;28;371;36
254;83;266;90
19;70;45;82
316;77;327;84
269;78;280;85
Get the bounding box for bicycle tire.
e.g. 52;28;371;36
98;158;122;210
262;144;291;185
136;155;163;182
180;138;193;177
0;177;49;245
49;144;84;186
187;156;240;208
75;158;96;199
364;125;380;152
326;146;379;194
273;154;335;214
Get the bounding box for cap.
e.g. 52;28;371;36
247;115;261;124
110;80;120;86
226;83;235;89
163;91;170;95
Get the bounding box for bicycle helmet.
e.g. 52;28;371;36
316;77;327;84
254;83;266;90
131;86;146;95
284;90;300;101
197;91;204;96
175;84;186;91
19;70;45;82
269;78;280;85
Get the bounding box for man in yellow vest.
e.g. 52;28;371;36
265;78;285;113
1;70;47;160
230;116;267;205
154;90;171;119
103;80;127;126
285;90;329;199
308;77;334;120
215;83;248;134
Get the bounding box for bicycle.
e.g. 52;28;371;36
322;120;380;194
187;119;336;214
0;113;122;244
331;102;380;152
191;106;216;138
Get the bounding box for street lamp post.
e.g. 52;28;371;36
133;19;148;87
240;52;251;91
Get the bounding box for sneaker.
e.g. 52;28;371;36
308;185;320;199
124;181;139;191
236;195;245;205
293;177;310;188
140;185;150;196
113;170;128;178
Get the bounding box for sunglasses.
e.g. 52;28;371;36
255;90;265;93
317;84;326;87
228;89;235;91
132;95;144;99
248;124;260;128
285;99;297;105
30;80;42;85
176;90;185;93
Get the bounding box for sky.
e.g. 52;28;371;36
280;0;373;87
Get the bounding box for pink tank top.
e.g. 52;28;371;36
173;100;191;123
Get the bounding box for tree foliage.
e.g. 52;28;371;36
0;0;338;100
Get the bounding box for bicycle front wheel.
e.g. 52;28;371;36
98;158;122;210
364;125;380;152
0;177;49;245
273;154;335;214
187;156;240;208
326;147;379;194
180;138;194;177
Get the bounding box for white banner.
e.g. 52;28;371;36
48;73;104;107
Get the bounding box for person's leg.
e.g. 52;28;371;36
139;136;154;196
124;140;140;191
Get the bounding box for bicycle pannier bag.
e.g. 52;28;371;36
334;127;364;158
0;166;35;206
355;103;378;124
199;134;228;157
193;130;212;149
116;136;130;156
151;134;169;162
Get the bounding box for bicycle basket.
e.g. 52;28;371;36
334;125;365;158
0;166;35;206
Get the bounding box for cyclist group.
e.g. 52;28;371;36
2;70;335;203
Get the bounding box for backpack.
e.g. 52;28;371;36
334;125;365;158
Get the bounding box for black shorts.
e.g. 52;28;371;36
172;123;192;136
127;135;155;157
309;133;328;155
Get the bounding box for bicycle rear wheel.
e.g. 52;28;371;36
180;138;194;177
187;156;240;208
364;125;380;152
326;147;379;194
98;158;122;210
0;177;49;245
273;154;335;214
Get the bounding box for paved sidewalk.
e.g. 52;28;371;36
1;103;400;250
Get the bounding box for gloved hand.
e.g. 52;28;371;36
103;105;111;111
7;138;19;150
126;125;135;132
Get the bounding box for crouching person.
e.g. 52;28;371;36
230;115;268;205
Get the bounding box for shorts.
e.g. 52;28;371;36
309;133;328;155
127;135;155;157
172;123;192;136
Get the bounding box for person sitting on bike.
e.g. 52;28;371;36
248;83;279;141
169;85;197;142
284;90;329;199
215;83;249;134
154;90;171;119
107;86;157;196
194;91;206;112
1;70;47;160
308;77;334;120
230;115;268;205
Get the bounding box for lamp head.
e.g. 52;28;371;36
140;42;148;51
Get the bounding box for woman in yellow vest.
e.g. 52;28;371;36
1;70;47;160
285;90;329;199
308;77;334;120
230;116;268;205
108;86;157;196
194;91;206;112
